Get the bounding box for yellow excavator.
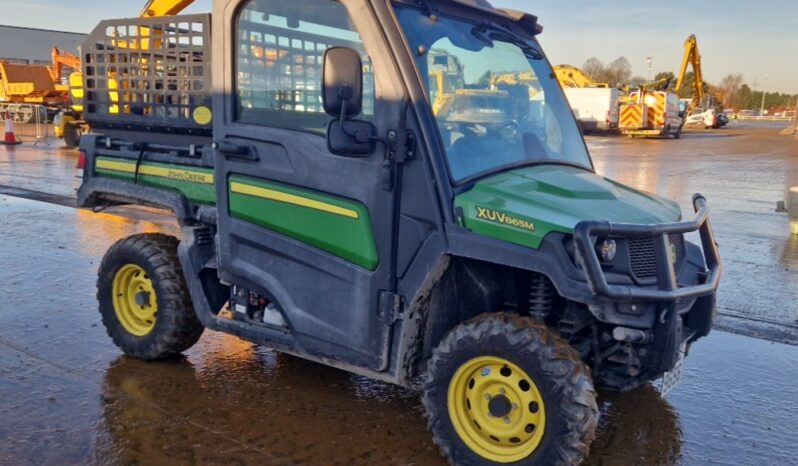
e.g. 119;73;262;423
429;52;465;116
0;47;82;122
140;0;195;16
675;35;705;108
552;65;608;89
674;34;727;128
0;46;87;127
56;0;198;147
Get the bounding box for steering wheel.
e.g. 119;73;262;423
497;120;519;139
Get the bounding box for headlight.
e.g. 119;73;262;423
596;239;617;263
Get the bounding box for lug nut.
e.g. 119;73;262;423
503;417;510;424
481;368;491;376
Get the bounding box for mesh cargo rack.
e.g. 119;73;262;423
81;14;212;137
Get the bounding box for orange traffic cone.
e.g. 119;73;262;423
2;113;21;146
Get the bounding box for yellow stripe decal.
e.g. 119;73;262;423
230;182;359;219
96;159;215;184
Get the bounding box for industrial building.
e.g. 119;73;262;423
0;25;85;66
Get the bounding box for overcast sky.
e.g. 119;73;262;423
1;0;795;93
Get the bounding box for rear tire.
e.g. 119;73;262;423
423;313;598;466
97;233;204;360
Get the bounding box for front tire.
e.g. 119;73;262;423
423;313;598;466
97;234;204;360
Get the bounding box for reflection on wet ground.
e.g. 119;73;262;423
0;146;82;199
1;195;797;466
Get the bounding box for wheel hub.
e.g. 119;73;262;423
488;394;512;418
134;291;151;307
112;264;158;337
447;356;547;463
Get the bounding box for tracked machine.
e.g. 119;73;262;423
77;1;722;464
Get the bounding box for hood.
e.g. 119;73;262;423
454;165;682;249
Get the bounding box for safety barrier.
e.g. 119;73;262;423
0;103;50;146
732;114;795;122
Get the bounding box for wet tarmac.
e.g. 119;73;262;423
1;124;797;465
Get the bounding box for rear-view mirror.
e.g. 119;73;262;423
322;47;375;157
323;47;363;118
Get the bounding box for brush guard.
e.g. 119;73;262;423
573;194;721;302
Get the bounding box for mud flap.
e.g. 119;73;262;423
654;306;683;374
658;341;686;397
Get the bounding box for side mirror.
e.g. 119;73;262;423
323;47;364;118
323;47;375;157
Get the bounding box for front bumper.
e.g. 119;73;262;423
573;194;721;384
573;193;721;302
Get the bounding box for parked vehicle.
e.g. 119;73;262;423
563;87;620;133
620;90;684;138
684;107;718;128
76;1;722;464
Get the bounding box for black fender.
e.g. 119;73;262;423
77;178;195;222
445;226;597;304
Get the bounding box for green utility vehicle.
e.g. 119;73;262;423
77;1;721;464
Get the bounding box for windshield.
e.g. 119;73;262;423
395;6;592;182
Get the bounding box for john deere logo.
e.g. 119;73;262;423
475;206;535;231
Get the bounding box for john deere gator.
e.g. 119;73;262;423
76;1;722;464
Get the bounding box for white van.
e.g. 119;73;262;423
563;87;619;132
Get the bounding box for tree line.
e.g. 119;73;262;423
579;56;797;111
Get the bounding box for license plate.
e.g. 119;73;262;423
658;341;687;397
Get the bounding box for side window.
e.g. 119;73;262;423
235;0;374;134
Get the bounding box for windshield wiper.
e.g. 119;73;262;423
460;159;593;186
471;27;493;48
491;31;542;59
471;25;542;59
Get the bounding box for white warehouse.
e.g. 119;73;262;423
0;24;86;66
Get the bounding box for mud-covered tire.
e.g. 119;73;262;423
97;233;204;360
423;313;598;466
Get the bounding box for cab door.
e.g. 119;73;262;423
212;0;405;370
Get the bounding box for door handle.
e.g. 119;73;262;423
212;141;259;161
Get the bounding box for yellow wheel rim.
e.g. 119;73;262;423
112;264;158;337
448;356;547;463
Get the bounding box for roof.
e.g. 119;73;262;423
0;24;86;36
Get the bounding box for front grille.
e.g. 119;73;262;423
628;234;680;280
629;237;658;279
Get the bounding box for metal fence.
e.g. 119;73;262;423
732;114;795;122
0;103;51;145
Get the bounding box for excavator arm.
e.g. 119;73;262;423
140;0;196;17
553;65;608;89
675;35;704;105
51;47;81;83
